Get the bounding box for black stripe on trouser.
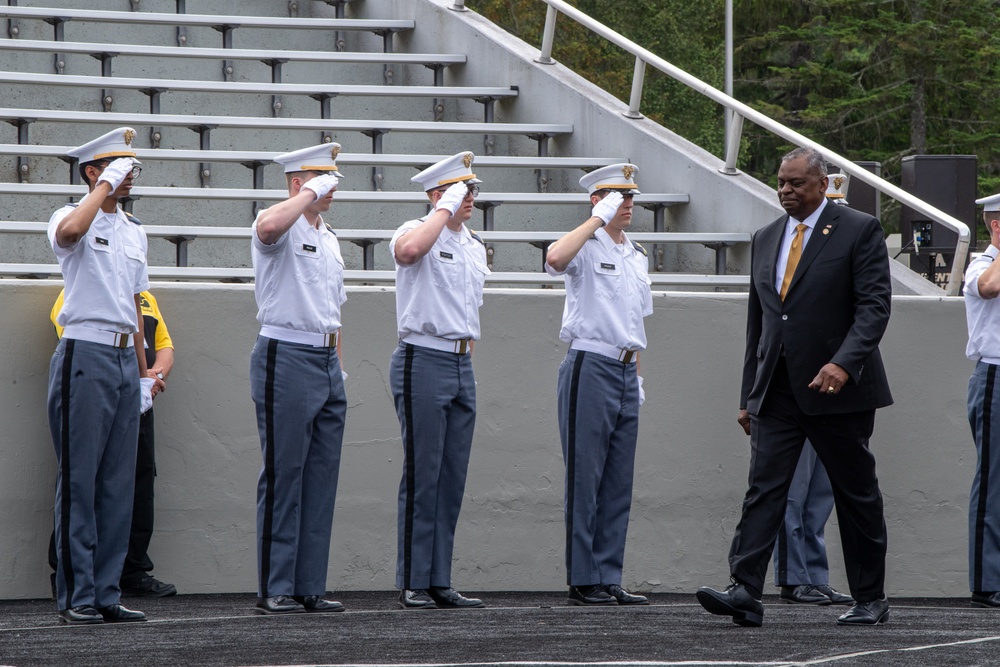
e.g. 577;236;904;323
975;363;997;592
402;344;416;590
565;351;586;583
259;339;279;598
58;339;76;605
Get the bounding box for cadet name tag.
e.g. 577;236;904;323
96;237;109;246
600;262;615;270
302;244;317;252
440;251;454;260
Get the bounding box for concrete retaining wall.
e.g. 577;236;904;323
0;281;974;599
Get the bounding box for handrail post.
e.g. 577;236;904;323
449;0;468;10
536;4;558;65
719;111;743;175
623;56;645;119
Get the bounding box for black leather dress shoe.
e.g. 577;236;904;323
399;589;437;610
815;584;855;605
696;583;764;627
96;604;147;623
428;587;485;608
568;585;617;606
971;591;1000;608
780;584;832;605
121;573;177;598
58;605;104;625
604;584;649;605
255;595;306;615
837;596;889;625
293;595;345;612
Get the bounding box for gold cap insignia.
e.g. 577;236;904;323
462;153;473;169
330;145;341;160
622;165;635;181
833;176;844;191
123;129;135;146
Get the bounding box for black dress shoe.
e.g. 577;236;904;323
604;584;649;605
58;605;104;625
293;595;345;613
837;596;889;625
972;591;1000;608
568;585;617;606
255;595;306;615
121;573;177;597
399;589;437;610
428;587;485;608
696;583;764;627
96;604;147;623
779;584;832;605
815;584;855;606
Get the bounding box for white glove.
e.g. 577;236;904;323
592;191;624;226
97;157;135;190
637;375;645;407
302;173;339;200
435;181;469;216
341;370;348;381
139;377;155;414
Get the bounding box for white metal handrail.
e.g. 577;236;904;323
532;0;971;295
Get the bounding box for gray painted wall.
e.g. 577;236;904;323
0;282;974;599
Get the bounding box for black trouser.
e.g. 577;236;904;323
728;359;887;602
50;409;156;583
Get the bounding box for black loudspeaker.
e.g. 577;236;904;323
899;155;977;255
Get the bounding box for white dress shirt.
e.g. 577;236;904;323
390;218;490;341
774;198;828;295
545;227;653;350
48;205;150;334
964;244;1000;363
252;214;346;334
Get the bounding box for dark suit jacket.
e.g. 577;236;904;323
740;203;894;416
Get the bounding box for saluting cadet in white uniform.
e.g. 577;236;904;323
250;143;348;615
545;164;653;607
964;192;1000;609
390;151;489;610
48;127;160;625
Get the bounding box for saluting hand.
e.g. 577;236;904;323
97;157;136;191
591;191;624;226
435;181;470;217
302;173;339;200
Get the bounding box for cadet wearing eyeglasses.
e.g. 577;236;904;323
389;151;490;610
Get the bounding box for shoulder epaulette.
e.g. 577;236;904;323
468;229;485;246
325;223;337;236
631;240;647;256
66;203;78;209
124;211;142;225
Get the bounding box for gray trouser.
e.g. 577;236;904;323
49;338;140;610
557;349;639;587
772;441;833;586
250;336;346;598
390;342;476;590
968;360;1000;593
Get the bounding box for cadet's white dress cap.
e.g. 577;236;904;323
67;127;140;164
977;193;1000;213
579;163;640;195
825;173;849;200
273;142;344;175
410;151;481;191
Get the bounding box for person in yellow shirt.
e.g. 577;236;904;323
49;289;177;598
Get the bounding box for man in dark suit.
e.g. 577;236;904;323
696;147;893;627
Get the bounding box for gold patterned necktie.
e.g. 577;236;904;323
779;223;808;301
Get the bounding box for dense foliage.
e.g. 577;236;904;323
469;0;1000;235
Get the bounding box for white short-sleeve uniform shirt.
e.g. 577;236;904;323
545;227;653;350
252;214;347;333
390;218;490;340
48;205;150;334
